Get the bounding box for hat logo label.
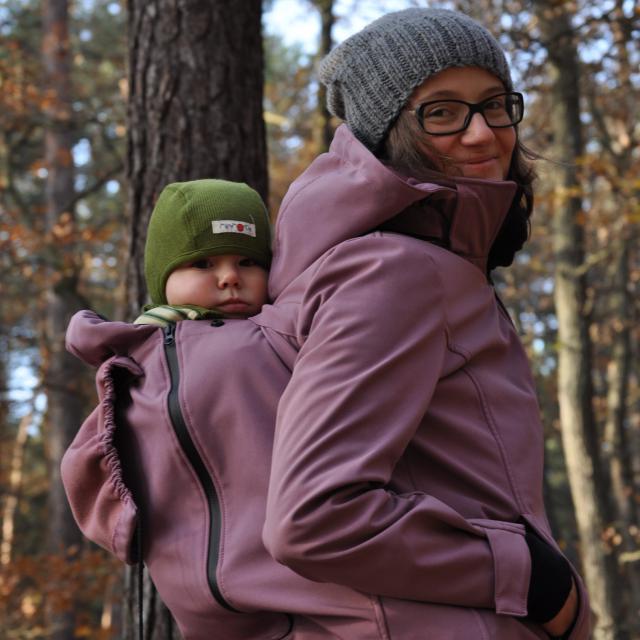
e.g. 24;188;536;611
212;220;256;237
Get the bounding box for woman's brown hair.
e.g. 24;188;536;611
378;111;537;271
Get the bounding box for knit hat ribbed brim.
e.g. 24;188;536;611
318;8;513;152
144;179;271;305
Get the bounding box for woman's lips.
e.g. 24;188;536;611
456;156;503;179
461;156;497;165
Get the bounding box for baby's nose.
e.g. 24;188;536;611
218;267;240;287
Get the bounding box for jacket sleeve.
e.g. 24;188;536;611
262;233;531;617
61;355;143;564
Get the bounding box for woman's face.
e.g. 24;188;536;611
408;67;517;181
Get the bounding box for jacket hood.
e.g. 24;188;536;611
66;310;157;367
269;124;518;299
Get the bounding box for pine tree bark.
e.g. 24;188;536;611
125;0;267;314
123;1;267;637
41;1;90;638
533;2;625;638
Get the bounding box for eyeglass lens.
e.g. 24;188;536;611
420;93;522;135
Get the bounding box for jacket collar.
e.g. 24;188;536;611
379;172;519;274
269;125;518;299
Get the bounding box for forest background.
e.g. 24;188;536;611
0;0;638;638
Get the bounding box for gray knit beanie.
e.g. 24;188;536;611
318;8;513;152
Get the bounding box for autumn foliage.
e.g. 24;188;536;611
1;0;639;638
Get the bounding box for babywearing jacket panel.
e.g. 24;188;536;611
61;354;143;564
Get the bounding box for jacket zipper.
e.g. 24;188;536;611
163;323;237;612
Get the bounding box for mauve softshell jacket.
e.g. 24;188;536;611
259;125;590;638
62;124;590;639
63;312;393;639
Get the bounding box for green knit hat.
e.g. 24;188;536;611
144;179;271;305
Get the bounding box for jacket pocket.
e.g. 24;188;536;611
474;608;550;639
380;596;552;640
468;518;530;617
380;597;488;640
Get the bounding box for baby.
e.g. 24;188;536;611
61;178;384;640
133;178;271;326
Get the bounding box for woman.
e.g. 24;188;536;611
258;8;590;639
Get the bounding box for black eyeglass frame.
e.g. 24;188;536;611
412;91;525;136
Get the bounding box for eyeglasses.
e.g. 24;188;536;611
410;92;524;136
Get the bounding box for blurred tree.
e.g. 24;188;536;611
40;1;91;638
580;0;640;625
264;0;337;213
264;32;316;212
1;411;30;568
0;0;127;637
531;5;623;638
309;0;335;152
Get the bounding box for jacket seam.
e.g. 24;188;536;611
111;499;132;561
447;339;470;361
250;308;300;339
471;608;491;640
462;366;526;512
369;595;391;640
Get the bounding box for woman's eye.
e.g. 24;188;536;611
425;107;453;120
484;98;506;111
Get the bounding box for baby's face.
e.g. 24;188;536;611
165;254;268;317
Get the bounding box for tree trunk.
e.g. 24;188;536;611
604;234;640;627
0;412;30;569
534;2;625;638
601;4;640;627
312;0;335;152
41;1;89;638
125;0;267;314
123;1;267;636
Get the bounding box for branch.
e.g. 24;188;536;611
65;162;124;212
585;88;616;159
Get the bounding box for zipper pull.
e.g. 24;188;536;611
163;323;176;345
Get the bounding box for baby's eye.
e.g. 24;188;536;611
191;259;211;269
239;258;258;267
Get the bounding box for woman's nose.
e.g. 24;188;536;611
461;112;495;143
